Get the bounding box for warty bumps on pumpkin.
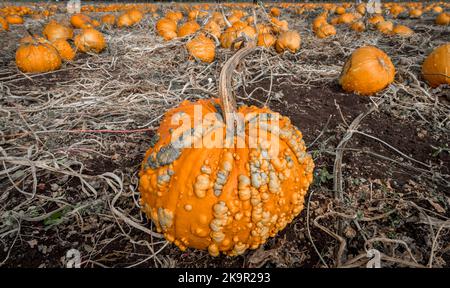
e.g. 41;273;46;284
139;43;314;256
16;41;62;73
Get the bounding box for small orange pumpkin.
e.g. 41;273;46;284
436;13;450;26
421;43;450;88
6;15;24;25
275;30;301;53
51;39;76;61
351;21;365;32
117;12;135;27
166;11;183;23
156;18;177;40
220;25;256;49
0;16;9;31
16;41;61;73
409;9;423;18
74;28;106;53
315;24;336;39
186;34;215;63
377;21;394;34
339;46;395;95
368;14;384;25
101;14;116;25
257;33;276;48
270;7;281;17
392;25;413;37
43;21;74;42
70;13;91;29
204;20;221;39
178;21;200;37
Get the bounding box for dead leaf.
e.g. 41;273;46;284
428;199;446;214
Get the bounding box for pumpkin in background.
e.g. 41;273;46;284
356;3;366;15
101;14;116;26
315;23;336;39
43;21;73;42
351;21;365;32
338;13;355;24
204;20;221;39
368;14;384;25
220;25;256;49
377;21;394;34
51;39;76;61
139;43;314;256
312;15;327;32
6;15;24;25
432;6;443;14
166;11;183;23
436;13;450;25
339;46;395;95
0;16;9;31
70;13;91;29
74;28;106;53
275;30;301;53
16;41;61;73
257;33;276;48
392;25;413;37
270;7;281;17
117;12;135;27
270;17;288;34
178;21;200;37
128;9;143;24
156;18;177;40
186;34;215;63
335;6;346;15
409;9;423;18
421;43;450;88
390;5;405;18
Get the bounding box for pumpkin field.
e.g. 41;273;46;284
0;1;449;268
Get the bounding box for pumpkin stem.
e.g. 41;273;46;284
218;41;257;127
220;6;232;28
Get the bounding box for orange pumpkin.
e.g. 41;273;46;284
127;9;143;24
338;13;355;24
377;21;394;34
101;14;116;25
270;17;288;34
74;28;106;53
275;30;301;53
421;43;450;88
315;24;336;38
356;3;366;15
339;46;395;95
204;20;221;39
390;5;405;18
70;13;91;29
270;7;281;17
220;25;256;49
51;39;76;61
186;34;215;63
335;7;346;15
6;15;24;25
0;16;9;31
178;21;200;37
257;33;276;48
16;41;61;73
156;18;177;40
392;25;413;37
433;6;443;14
43;21;74;42
351;21;365;32
117;12;135;27
166;11;183;23
409;9;423;18
436;13;450;25
139;43;314;256
368;14;384;25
